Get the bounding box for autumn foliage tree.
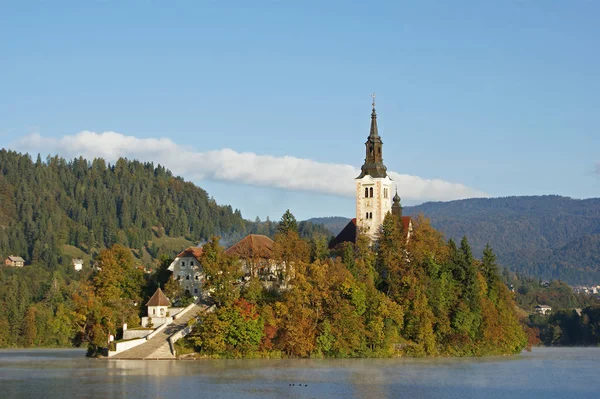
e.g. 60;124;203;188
181;209;528;358
200;237;242;307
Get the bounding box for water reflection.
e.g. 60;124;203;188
0;348;599;399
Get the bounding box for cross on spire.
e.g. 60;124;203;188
371;92;376;108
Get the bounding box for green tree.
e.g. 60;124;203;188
277;209;298;234
200;237;242;307
22;307;37;347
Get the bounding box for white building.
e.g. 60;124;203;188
73;258;83;271
167;247;204;297
141;287;172;328
535;305;552;315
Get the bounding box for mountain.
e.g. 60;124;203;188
308;196;600;285
0;150;328;269
304;217;352;237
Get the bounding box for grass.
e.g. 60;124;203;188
62;245;92;262
174;339;196;357
149;236;195;252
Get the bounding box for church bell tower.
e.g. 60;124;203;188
355;95;393;239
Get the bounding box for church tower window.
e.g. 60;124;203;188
365;188;368;198
369;187;373;197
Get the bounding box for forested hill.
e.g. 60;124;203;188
310;196;600;285
0;150;328;269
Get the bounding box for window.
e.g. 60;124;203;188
176;275;181;281
365;187;368;198
365;212;369;219
194;288;198;294
181;261;185;267
369;212;373;219
153;308;156;315
190;261;194;267
370;146;373;154
186;275;190;280
369;187;373;197
195;275;199;281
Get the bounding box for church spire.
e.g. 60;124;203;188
357;94;387;179
369;93;379;138
392;188;402;218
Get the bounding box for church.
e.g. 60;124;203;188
330;98;412;248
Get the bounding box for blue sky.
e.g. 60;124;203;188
1;1;599;220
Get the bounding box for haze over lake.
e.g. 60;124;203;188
0;347;598;399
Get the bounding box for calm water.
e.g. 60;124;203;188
0;347;598;399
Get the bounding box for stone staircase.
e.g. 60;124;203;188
111;303;204;360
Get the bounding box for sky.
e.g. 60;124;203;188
1;1;599;221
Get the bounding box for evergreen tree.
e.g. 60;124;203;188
277;209;298;234
481;243;499;289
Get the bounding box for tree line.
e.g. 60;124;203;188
184;211;528;358
504;271;600;347
404;196;600;285
0;209;529;357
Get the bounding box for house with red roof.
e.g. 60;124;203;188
225;234;281;282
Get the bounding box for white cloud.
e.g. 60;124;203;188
15;131;488;202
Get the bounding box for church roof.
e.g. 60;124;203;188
225;234;274;259
401;216;411;232
357;104;388;179
328;218;357;249
176;246;204;260
328;216;412;249
146;287;171;307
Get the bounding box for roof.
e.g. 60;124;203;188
328;218;357;249
225;234;274;259
7;256;24;262
146;287;171;307
536;305;552;309
357;106;388;179
401;216;411;232
328;216;412;249
72;258;83;264
176;246;204;260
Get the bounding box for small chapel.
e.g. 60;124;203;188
330;96;412;248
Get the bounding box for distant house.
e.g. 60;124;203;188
4;256;25;267
167;247;204;297
72;258;84;271
225;234;279;281
535;305;552;315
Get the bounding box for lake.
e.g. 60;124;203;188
0;347;598;398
